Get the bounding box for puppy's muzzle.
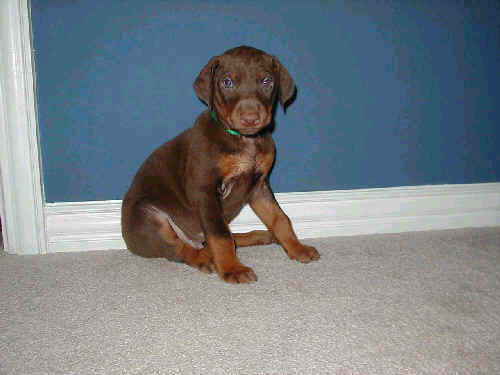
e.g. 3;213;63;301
231;98;270;132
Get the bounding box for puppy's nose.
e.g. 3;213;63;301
240;112;260;127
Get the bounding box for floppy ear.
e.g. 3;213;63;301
193;56;219;107
273;57;296;108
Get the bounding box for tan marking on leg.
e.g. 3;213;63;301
175;242;215;274
207;235;257;283
250;198;320;263
233;230;277;247
157;221;214;273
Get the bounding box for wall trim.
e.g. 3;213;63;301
1;2;498;255
0;0;47;255
45;183;500;253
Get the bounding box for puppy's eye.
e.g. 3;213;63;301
262;77;273;87
222;77;233;88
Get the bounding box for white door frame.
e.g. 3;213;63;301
0;0;46;254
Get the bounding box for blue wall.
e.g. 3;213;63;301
31;0;500;202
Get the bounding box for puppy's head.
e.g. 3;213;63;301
194;46;295;135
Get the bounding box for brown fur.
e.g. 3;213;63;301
121;46;319;283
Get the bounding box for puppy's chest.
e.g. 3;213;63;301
217;146;274;200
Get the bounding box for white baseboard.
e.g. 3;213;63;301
44;183;500;253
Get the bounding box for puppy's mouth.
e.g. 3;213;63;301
233;121;268;135
229;104;272;135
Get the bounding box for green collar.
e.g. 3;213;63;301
210;110;241;136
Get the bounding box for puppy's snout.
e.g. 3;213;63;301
234;98;267;130
240;111;261;127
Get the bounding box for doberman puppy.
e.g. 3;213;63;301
121;46;319;283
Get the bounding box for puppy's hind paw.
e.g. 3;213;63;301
287;244;320;263
220;265;257;284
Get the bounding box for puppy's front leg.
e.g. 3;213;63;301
197;196;257;283
250;181;320;263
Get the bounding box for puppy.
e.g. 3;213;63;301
121;46;319;283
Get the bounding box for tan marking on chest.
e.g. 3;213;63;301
218;150;274;179
216;150;273;201
256;151;275;175
218;153;254;179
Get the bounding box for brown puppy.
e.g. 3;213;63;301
121;46;319;283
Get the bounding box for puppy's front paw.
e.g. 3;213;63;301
220;264;258;284
287;244;320;263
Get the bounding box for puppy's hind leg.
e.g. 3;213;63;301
123;202;182;261
173;241;215;274
127;203;215;273
233;230;277;247
156;218;215;274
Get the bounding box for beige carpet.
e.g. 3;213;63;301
1;227;499;374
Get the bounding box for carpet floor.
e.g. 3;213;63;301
1;227;499;374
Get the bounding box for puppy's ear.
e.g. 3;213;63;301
193;56;219;107
273;57;296;108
